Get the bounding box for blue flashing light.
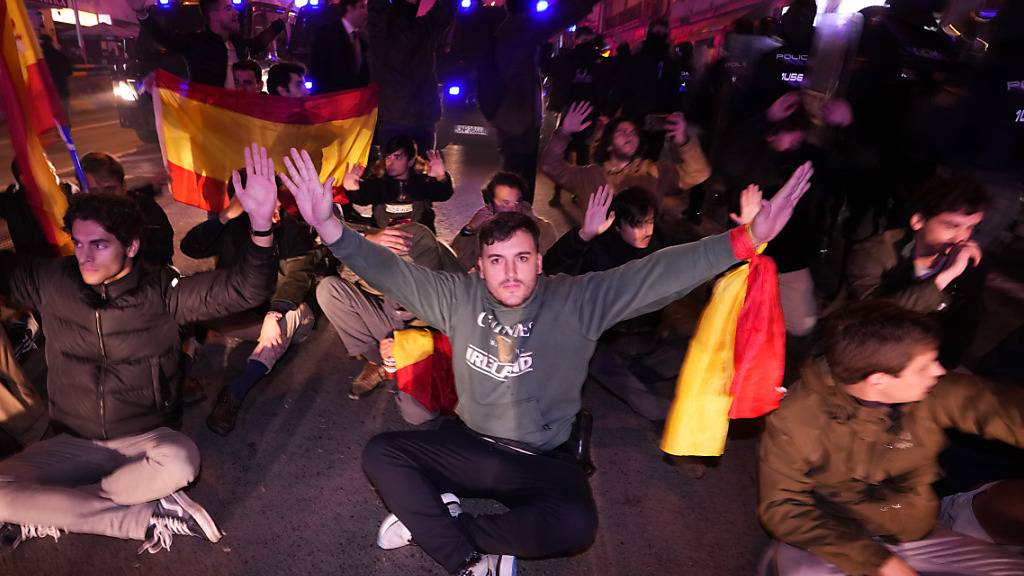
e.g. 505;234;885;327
310;0;320;6
535;0;549;12
447;85;461;96
304;80;313;90
295;0;308;7
568;25;576;32
232;0;242;5
978;9;997;19
158;0;170;5
460;0;472;8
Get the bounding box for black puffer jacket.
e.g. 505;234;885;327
0;240;277;440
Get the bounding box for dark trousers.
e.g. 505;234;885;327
496;127;540;204
377;122;437;157
362;423;598;573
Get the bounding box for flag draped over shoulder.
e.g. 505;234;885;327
0;0;72;255
153;69;377;212
392;328;458;416
661;252;786;457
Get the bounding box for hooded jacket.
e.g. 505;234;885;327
0;239;277;440
759;359;1024;575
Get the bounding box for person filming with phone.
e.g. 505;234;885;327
540;101;710;212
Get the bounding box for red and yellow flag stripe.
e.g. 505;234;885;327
154;70;377;212
0;0;72;255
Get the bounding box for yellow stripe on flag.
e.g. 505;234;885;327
392;328;436;368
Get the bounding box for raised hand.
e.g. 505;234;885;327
729;185;763;225
280;147;337;235
342;162;365;192
364;227;413;256
766;91;801;122
665;112;688;145
579;184;616;242
560;101;593;136
426;150;446;180
231;143;278;231
749;162;813;245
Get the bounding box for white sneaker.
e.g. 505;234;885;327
463;554;517;576
376;493;462;550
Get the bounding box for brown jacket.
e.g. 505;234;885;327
846;229;949;313
539;130;710;207
759;359;1024;575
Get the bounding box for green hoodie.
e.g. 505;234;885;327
327;227;739;450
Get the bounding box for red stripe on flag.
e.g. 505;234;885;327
728;255;785;419
155;69;379;125
167;162;229;213
26;61;67;134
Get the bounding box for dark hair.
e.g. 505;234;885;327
648;17;669;32
478;211;540;252
267;62;305;96
232;59;262;81
199;0;221;19
81;152;126;185
338;0;360;15
824;301;940;385
593;117;641;164
766;98;811;136
63;193;143;248
384;135;417;162
610;186;658;227
482;172;526;206
910;174;989;219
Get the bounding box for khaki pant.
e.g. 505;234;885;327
0;427;200;540
0;324;47;446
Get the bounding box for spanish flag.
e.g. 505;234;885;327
153;69;377;212
0;0;72;255
392;328;458;415
661;250;786;457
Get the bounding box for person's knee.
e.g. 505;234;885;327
551;496;598;552
315;277;343;310
151;432;201;487
361;433;406;481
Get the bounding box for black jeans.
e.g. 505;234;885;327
496;127;540;204
362;422;598;573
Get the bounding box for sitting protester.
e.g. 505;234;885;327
341;135;453;233
540;101;710;208
81;152;175;268
759;300;1024;576
317;222;463;423
180;172;318;436
451;171;557;271
283;146;812;576
0;144;278;554
847;175;988;367
1;159;78;259
231;59;264;94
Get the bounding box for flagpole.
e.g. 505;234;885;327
56;121;88;193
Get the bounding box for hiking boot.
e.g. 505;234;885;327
181;376;207;407
206;387;242;436
139;491;223;554
376;493;462;550
458;553;517;576
0;523;62;551
350;362;388;399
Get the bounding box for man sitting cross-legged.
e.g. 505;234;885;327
0;143;279;554
282;146;812;576
759;301;1024;576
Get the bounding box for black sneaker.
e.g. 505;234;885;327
0;522;62;551
138;491;223;554
206;387;242;436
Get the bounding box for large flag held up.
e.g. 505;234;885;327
0;0;73;255
660;247;787;457
153;69;378;212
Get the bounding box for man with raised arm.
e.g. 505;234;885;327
282;147;812;576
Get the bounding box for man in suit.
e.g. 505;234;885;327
130;0;285;89
309;0;371;94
